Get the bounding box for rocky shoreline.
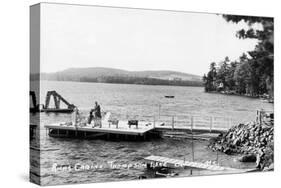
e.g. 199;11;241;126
209;118;274;171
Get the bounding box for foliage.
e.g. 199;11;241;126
203;15;274;97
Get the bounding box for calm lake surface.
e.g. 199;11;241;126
30;81;273;185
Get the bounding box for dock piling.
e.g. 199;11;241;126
153;116;156;128
210;117;213;133
191;116;194;131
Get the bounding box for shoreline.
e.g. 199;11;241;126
205;91;274;103
37;79;204;88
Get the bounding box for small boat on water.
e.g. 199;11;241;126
260;98;274;104
155;167;179;178
165;95;175;98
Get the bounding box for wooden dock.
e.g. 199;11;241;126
44;119;161;140
44;112;232;140
44;120;228;140
45;121;155;135
144;155;255;172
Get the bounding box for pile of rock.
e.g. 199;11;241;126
209;121;274;170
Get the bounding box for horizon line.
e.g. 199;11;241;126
41;66;204;77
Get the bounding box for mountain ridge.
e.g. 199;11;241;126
40;67;203;86
46;67;202;81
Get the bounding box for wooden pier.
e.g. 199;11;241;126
45;120;155;136
44;112;232;140
44;117;162;140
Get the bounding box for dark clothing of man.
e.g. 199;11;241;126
94;105;101;118
88;103;102;124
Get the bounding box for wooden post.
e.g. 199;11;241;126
73;107;78;128
153;116;155;128
54;95;59;109
172;116;174;130
259;110;262;125
158;104;161;120
256;110;262;125
191;116;194;131
210;116;213;133
191;116;194;162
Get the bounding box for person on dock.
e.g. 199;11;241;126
88;109;94;124
72;107;79;128
94;101;101;119
88;101;102;127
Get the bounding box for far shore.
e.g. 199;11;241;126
205;90;274;103
38;79;204;88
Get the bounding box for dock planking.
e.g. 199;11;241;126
45;120;228;139
45;120;156;136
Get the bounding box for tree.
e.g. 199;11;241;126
203;62;217;92
226;61;238;91
223;15;274;97
216;56;230;90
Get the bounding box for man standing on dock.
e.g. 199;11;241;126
95;101;101;116
89;101;102;127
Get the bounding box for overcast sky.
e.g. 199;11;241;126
41;3;259;76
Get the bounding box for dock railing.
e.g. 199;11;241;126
159;115;233;132
123;114;233;132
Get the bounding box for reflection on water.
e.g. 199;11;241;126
30;81;273;185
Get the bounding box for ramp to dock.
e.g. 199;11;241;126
144;155;254;172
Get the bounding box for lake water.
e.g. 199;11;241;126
30;81;273;185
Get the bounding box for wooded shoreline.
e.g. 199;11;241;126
205;90;274;102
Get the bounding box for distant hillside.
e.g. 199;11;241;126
40;67;203;86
